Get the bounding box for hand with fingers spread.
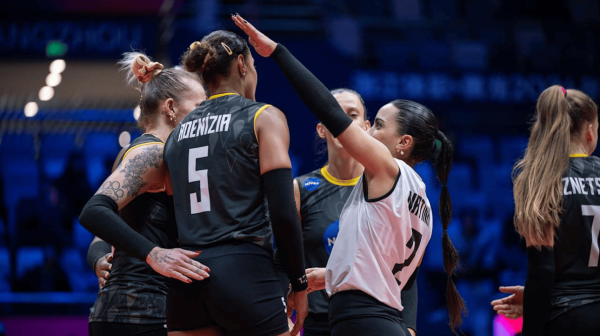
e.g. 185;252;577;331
146;247;210;283
95;252;113;289
306;267;326;294
287;289;308;336
231;14;277;57
491;286;524;319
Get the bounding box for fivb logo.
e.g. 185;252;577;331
304;177;321;191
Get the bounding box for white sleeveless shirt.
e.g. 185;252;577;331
325;159;433;312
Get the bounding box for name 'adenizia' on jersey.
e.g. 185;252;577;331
164;93;274;251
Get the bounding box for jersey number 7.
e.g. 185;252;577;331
582;205;600;267
189;147;211;214
392;228;423;286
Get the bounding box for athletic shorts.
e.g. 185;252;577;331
89;322;166;336
303;313;330;336
167;242;289;336
544;301;600;336
329;290;410;336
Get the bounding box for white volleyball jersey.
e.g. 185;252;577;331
325;159;433;312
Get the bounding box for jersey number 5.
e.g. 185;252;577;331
189;147;211;214
582;205;600;267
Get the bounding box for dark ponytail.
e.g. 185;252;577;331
434;130;466;331
182;30;250;86
392;100;466;331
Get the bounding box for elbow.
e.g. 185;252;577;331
79;202;94;230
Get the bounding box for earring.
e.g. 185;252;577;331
401;150;404;155
169;110;175;121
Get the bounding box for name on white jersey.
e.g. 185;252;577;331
563;177;600;196
178;114;231;141
407;190;431;225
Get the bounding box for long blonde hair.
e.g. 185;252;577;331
513;85;597;248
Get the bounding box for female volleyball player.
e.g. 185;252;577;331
232;14;464;335
80;52;216;336
289;89;417;336
500;86;600;336
161;30;308;336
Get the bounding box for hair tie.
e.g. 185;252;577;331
561;87;567;97
190;41;201;50
221;42;233;55
132;56;164;83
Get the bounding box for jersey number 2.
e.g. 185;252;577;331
582;205;600;267
189;147;210;214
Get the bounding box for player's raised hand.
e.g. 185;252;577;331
231;14;277;57
146;247;210;283
491;286;524;319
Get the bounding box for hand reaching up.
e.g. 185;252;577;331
231;14;277;57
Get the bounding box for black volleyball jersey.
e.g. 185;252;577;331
89;134;179;324
550;155;600;319
164;93;273;251
296;166;360;315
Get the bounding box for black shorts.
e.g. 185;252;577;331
89;322;166;336
544;301;600;336
329;290;410;336
303;313;330;336
167;242;289;336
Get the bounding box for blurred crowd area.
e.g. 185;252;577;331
2;0;600;335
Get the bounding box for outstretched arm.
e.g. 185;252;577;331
232;15;398;183
80;144;209;283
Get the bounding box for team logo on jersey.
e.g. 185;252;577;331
323;220;339;255
304;178;321;191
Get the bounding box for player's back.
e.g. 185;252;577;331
550;156;600;318
164;93;273;250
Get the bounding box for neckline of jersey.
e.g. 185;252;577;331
208;92;239;100
321;166;361;186
570;154;589;157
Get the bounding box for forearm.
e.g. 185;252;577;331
80;194;156;261
263;168;308;291
270;44;352;138
522;247;555;336
87;238;111;270
401;267;419;332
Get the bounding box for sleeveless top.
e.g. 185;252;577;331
89;134;178;324
164;93;273;253
326;159;433;312
550;156;600;319
296;166;360;315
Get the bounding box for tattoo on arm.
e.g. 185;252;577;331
121;145;162;197
97;181;125;201
95;145;162;200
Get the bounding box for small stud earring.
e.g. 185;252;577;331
401;150;404;155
